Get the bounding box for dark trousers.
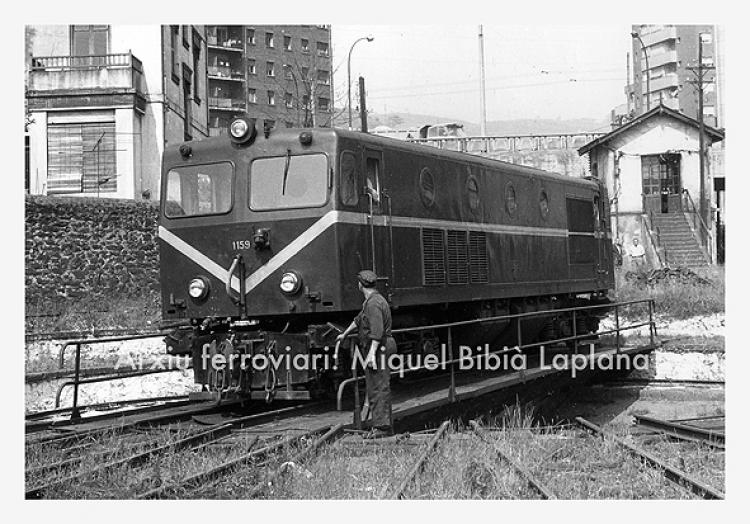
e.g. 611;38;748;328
364;337;396;430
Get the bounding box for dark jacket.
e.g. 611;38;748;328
355;291;393;347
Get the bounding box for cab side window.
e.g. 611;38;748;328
365;156;381;206
339;151;359;206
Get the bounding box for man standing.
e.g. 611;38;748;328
336;270;396;438
629;237;646;271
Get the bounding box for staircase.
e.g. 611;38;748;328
649;213;710;268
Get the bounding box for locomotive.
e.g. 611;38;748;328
159;117;614;401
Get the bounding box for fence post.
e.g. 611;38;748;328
615;304;621;355
353;344;362;430
448;327;455;402
648;300;655;347
517;316;523;352
572;310;578;355
70;343;82;421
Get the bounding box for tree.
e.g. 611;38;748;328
262;49;337;128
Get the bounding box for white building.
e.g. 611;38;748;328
579;104;724;267
25;25;209;200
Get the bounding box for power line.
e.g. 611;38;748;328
367;76;623;101
367;69;622;94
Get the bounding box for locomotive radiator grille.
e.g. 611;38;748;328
447;230;469;285
469;231;489;283
422;228;446;286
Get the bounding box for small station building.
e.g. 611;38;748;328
578;104;724;268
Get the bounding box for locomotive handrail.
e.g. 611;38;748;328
336;298;657;414
226;256;240;303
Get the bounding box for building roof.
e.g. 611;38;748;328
577;104;725;156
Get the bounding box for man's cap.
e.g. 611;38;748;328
357;270;378;287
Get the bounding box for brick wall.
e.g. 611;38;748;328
25;195;160;307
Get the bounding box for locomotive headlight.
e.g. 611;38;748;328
188;277;209;299
228;116;257;145
230;119;249;139
280;272;302;294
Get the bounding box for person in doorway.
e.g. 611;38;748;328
629;237;646;271
336;270;396;439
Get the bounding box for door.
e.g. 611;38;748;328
642;154;682;214
363;149;393;299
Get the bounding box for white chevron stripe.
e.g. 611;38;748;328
160;212;572;296
243;211;345;292
158;226;240;291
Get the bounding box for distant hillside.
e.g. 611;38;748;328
360;111;609;136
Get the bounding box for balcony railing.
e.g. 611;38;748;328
206;35;243;50
646;72;679;92
208;97;246;111
207;65;245;80
648;49;678;69
28;52;144;95
640;26;677;46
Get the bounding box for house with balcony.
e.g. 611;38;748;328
25;25;209;200
579;104;724;268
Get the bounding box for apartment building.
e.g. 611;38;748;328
25;25;209;200
627;25;721;127
206;25;334;136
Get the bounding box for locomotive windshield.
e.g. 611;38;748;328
164;162;233;218
249;153;328;210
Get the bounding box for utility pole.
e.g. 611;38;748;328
359;76;368;133
478;25;487;136
687;32;715;239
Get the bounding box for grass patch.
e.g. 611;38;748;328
613;266;724;319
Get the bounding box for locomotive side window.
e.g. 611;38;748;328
466;175;480;211
504;182;517;216
539;189;550;220
339;151;359;206
567;197;596;264
419;167;436;208
165;162;233;218
365;156;381;205
249;153;328;210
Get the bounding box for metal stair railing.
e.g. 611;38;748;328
644;211;666;268
680;189;713;264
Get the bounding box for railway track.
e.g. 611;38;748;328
25;402;328;498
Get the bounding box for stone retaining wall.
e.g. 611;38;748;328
25;195;160;307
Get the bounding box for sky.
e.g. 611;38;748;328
330;25;633;125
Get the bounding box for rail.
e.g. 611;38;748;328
681;188;714;263
575;417;724;499
336;299;657;424
55;332;174;420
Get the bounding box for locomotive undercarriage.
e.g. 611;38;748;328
165;293;610;402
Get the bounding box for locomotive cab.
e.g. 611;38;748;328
159;121;353;401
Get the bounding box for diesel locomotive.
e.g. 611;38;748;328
159;117;614;401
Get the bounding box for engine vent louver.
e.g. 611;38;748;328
469;231;489;283
422;228;446;286
447;230;469;285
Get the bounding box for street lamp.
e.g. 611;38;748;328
631;31;650;112
347;35;374;130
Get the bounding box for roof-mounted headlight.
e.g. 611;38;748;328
228;116;257;145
